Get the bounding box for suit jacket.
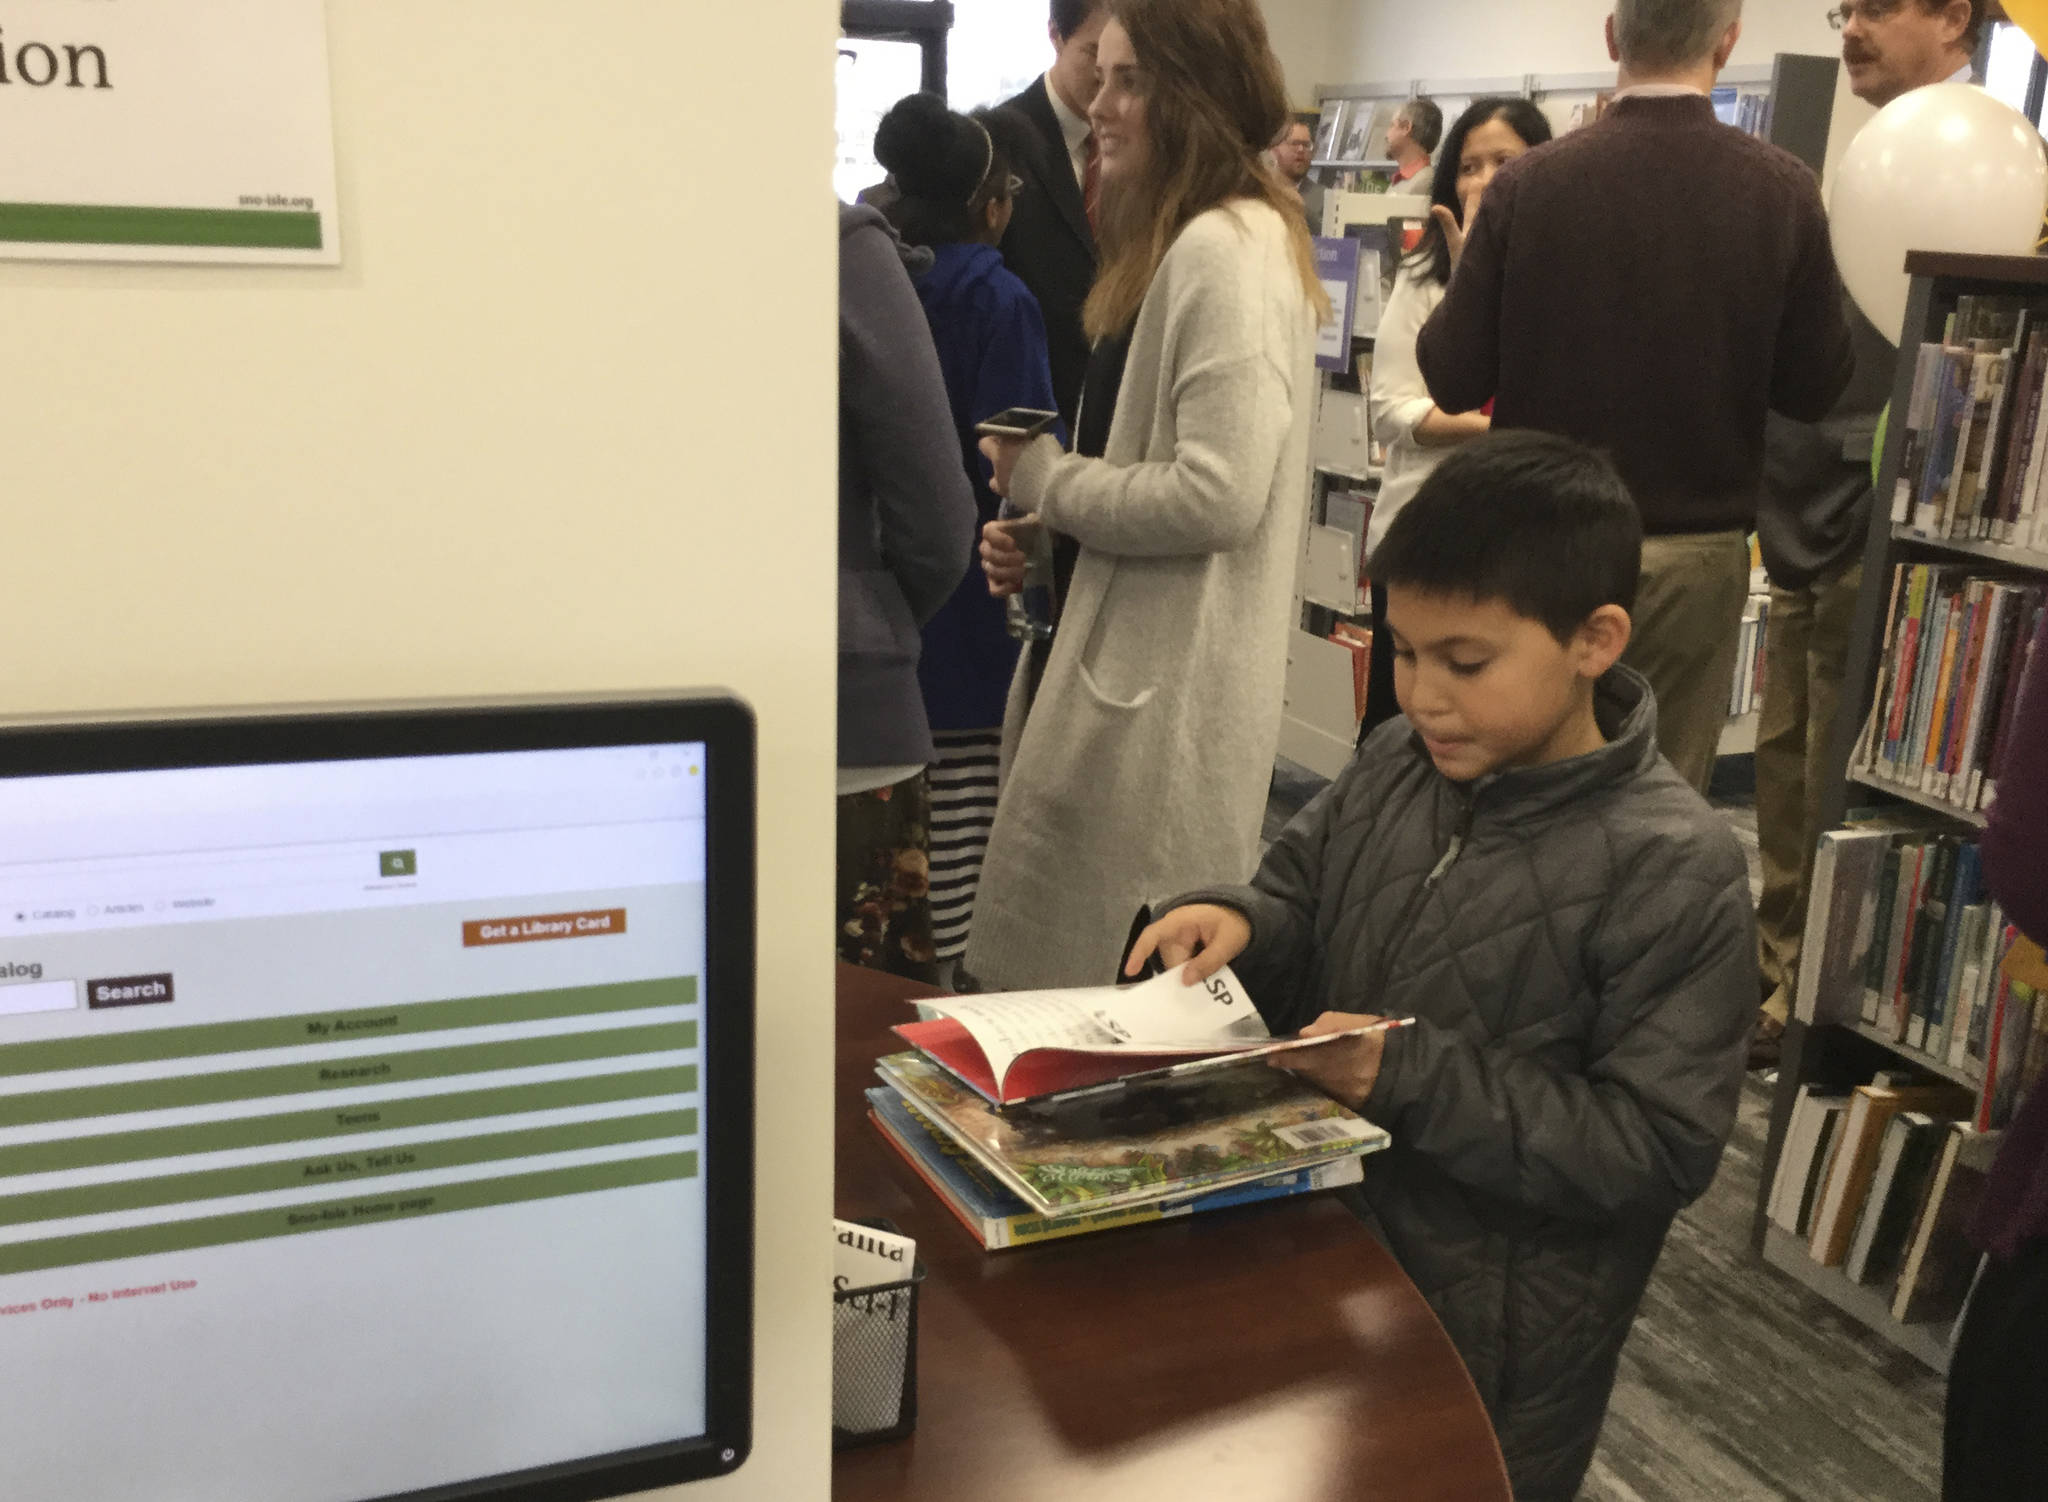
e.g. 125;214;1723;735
995;76;1097;432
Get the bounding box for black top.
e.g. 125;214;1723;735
994;76;1099;433
1026;331;1133;707
1051;331;1133;615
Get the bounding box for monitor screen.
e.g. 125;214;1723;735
0;696;754;1501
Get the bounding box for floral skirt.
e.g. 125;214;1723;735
836;771;937;984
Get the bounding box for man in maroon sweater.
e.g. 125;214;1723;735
1416;0;1854;792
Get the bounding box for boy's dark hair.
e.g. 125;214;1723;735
1368;432;1643;643
1403;97;1444;154
1052;0;1105;39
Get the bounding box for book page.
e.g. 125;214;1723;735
928;967;1268;1091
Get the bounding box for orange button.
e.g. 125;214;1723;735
462;909;627;947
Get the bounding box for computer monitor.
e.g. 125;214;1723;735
0;693;754;1501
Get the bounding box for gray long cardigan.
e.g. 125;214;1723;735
1178;670;1755;1501
964;200;1314;989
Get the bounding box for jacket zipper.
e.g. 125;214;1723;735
1374;795;1476;996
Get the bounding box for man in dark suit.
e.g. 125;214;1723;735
992;0;1107;432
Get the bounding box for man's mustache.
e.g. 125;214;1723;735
1843;46;1879;66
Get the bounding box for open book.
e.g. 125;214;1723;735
893;966;1391;1108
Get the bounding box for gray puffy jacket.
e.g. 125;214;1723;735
1176;667;1754;1501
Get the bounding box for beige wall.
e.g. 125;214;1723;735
1324;0;1844;85
1262;0;1344;110
0;3;837;1498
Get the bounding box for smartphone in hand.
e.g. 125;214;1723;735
974;407;1060;440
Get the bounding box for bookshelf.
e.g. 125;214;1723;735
1759;1227;1955;1372
1751;251;2048;1372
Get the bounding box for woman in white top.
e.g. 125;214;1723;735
967;0;1328;990
1360;98;1553;739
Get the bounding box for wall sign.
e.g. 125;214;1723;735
0;0;339;265
1313;236;1360;374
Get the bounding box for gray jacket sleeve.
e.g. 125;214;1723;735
1365;861;1757;1225
840;216;977;626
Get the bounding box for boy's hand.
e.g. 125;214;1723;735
1269;1011;1390;1110
1124;904;1250;984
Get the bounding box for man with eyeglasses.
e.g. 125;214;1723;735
1749;0;1980;1070
1273;117;1325;230
1832;0;1981;107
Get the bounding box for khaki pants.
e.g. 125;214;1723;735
1623;531;1752;794
1755;560;1864;1023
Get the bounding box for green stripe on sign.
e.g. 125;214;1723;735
0;976;697;1078
0;1152;697;1277
0;202;322;250
0;1066;696;1178
0;1021;696;1129
0;1109;697;1228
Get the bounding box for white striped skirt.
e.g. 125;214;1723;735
928;729;1002;961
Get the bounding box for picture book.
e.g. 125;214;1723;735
866;1086;1365;1251
894;964;1401;1108
873;1050;1388;1217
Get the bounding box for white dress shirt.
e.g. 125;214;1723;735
1609;82;1709;102
1045;77;1092;192
1367;264;1450;553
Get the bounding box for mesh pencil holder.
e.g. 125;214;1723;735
830;1224;927;1450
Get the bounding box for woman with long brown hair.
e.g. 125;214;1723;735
964;0;1327;991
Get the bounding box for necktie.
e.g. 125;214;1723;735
1082;133;1101;233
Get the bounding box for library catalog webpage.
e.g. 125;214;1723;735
0;744;709;1502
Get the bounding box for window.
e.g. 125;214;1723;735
949;0;1048;110
837;0;954;204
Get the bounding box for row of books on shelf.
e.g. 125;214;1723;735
1797;823;2043;1130
1767;1072;1993;1328
1730;592;1769;716
1309;97;1401;171
1892;294;2048;553
867;967;1391;1251
1852;564;2044;815
1710;85;1772;138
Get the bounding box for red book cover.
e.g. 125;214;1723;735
892;1016;1209;1106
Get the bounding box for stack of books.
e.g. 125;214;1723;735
1892;295;2048;553
1852;564;2045;817
1796;824;2045;1131
1768;1074;1992;1327
868;968;1392;1252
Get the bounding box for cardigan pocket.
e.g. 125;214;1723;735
1076;659;1156;713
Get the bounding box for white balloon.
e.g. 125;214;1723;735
1828;82;2047;344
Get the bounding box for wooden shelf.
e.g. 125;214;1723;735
1840;1017;1981;1090
1904;250;2048;285
1759;1227;1953;1373
1846;770;1989;830
1891;525;2048;572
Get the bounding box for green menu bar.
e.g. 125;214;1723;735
0;1110;697;1228
0;1022;696;1129
0;977;696;1079
0;1153;698;1277
0;1066;696;1178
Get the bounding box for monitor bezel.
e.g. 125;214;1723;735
0;690;757;1498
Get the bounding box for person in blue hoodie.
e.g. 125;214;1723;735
874;93;1062;982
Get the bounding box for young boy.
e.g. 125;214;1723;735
1128;432;1756;1502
